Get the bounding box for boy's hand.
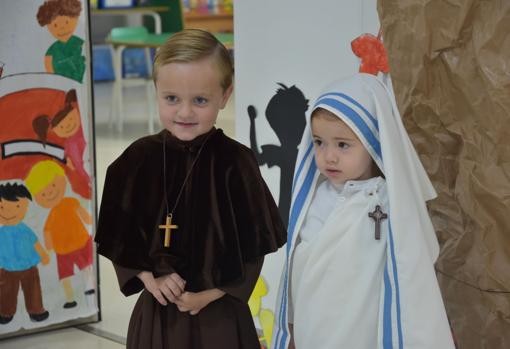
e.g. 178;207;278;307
35;242;50;265
175;289;225;315
138;271;186;306
40;253;50;265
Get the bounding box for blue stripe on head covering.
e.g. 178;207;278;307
313;97;382;163
317;92;378;131
276;269;289;348
276;159;317;349
383;263;393;349
287;159;317;254
292;143;314;193
388;221;404;349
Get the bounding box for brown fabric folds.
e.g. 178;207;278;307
95;129;286;293
377;1;510;347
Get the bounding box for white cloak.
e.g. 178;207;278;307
272;73;455;349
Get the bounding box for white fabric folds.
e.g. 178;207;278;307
272;73;455;349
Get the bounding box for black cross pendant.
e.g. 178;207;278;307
368;205;388;240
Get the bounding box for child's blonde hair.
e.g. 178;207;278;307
153;29;233;91
25;160;65;195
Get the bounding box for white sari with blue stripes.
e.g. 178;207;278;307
272;73;455;349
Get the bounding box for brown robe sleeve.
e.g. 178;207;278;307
219;257;264;302
113;263;145;297
113;263;177;297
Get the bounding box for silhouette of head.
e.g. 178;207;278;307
265;83;308;145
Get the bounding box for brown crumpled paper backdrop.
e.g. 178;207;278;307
377;0;510;347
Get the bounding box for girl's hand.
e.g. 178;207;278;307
137;271;186;306
66;157;75;171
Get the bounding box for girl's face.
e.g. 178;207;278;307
155;58;232;141
53;109;80;138
311;110;374;185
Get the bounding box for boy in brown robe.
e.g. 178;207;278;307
95;29;286;349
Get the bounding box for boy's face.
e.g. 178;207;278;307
155;58;232;141
0;198;30;225
34;175;66;209
47;15;78;43
53;109;80;138
311;110;374;186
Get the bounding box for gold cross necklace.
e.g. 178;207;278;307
160;130;213;247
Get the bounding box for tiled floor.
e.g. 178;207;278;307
0;81;236;347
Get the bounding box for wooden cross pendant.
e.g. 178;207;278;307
368;205;387;240
159;214;178;247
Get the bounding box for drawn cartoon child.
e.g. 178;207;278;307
25;160;94;309
247;83;309;226
33;89;91;199
0;183;50;325
36;0;85;83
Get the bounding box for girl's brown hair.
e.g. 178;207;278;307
33;89;78;143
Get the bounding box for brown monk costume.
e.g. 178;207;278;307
95;128;286;348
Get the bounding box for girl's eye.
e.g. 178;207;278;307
313;139;322;146
193;97;207;105
338;142;350;149
165;96;178;103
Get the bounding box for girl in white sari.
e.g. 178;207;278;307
272;73;455;349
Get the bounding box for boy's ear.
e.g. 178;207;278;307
220;84;234;109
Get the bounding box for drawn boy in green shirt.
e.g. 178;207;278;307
36;0;85;83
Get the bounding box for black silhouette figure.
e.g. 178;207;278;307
248;83;308;227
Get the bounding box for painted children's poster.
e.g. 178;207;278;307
235;0;381;347
0;0;97;338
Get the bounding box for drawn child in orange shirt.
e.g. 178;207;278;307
32;89;92;200
25;160;94;309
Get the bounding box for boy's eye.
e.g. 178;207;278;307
313;139;322;146
193;97;208;105
338;142;350;149
165;95;178;103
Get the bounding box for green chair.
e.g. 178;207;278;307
108;26;157;133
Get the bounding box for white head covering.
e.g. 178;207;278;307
272;73;454;349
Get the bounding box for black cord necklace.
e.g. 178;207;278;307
159;130;214;247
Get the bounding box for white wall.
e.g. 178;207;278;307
234;0;379;321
